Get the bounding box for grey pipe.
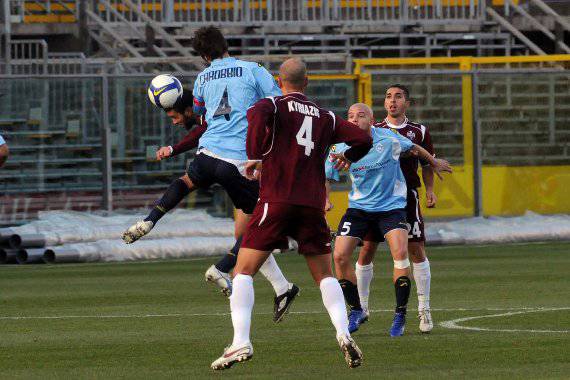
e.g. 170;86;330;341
9;234;46;249
0;228;17;246
16;248;46;264
43;248;83;264
0;248;19;264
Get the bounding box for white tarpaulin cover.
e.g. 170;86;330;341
426;211;570;245
48;236;236;262
4;210;570;263
5;209;234;246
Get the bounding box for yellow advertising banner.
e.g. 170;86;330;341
326;165;570;228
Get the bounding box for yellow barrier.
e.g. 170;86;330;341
327;164;570;227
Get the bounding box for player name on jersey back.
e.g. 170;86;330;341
199;67;243;85
287;100;320;117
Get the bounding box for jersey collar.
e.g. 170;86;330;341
286;92;308;100
384;117;408;129
211;57;236;67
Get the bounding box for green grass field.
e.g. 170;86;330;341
1;242;569;379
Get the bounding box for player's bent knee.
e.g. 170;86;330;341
333;250;352;268
393;258;411;269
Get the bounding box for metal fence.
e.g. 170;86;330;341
0;73;357;224
10;0;486;26
2;55;569;223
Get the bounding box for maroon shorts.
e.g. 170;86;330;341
241;202;332;256
363;188;426;243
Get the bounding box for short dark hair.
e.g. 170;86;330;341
192;26;228;60
386;84;410;100
165;88;193;113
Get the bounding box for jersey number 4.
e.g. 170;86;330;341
296;116;315;156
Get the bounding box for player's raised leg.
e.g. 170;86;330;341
384;226;411;337
409;241;433;333
204;235;241;297
122;174;194;244
205;209;249;296
356;240;377;319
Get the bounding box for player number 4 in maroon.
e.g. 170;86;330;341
211;58;372;370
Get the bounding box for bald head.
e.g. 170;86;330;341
279;58;308;92
347;103;374;131
349;103;373;119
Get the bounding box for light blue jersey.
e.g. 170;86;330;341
0;134;5;145
326;127;414;212
192;57;281;160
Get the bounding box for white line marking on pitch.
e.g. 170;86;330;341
0;307;565;321
439;307;570;333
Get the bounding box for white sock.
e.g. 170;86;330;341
355;262;373;312
413;259;431;310
230;274;254;347
259;254;290;296
320;276;350;338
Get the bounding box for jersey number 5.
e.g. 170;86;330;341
296;116;315;156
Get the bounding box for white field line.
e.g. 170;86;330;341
0;307;566;321
439;307;570;333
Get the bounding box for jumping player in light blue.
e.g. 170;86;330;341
326;103;452;336
122;27;299;322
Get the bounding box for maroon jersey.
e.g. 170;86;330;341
375;118;434;189
247;92;372;209
171;117;207;156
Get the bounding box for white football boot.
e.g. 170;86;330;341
204;264;232;297
419;308;434;333
211;342;253;370
122;220;154;244
337;334;363;368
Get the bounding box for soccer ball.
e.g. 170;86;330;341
147;74;183;109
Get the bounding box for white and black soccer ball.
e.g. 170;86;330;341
147;74;183;109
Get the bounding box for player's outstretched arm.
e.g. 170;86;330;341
170;122;207;157
156;120;207;161
410;144;452;180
